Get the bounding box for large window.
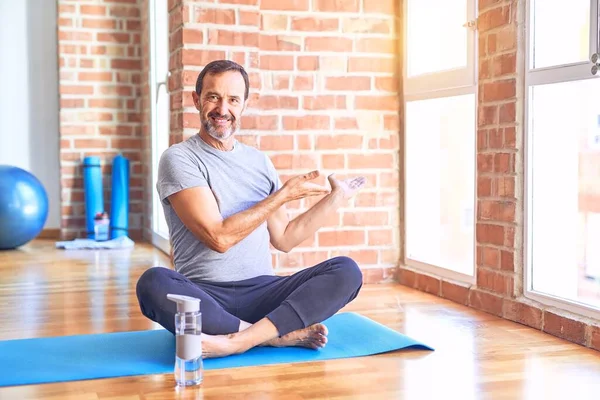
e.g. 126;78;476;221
403;0;477;281
526;0;600;313
149;0;170;253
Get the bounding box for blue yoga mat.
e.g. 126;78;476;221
110;154;129;239
83;156;103;239
0;312;433;387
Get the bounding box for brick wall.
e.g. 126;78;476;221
165;0;401;283
58;0;144;240
397;0;600;352
475;0;519;311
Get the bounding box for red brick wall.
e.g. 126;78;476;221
58;0;144;240
167;0;186;146
165;0;401;283
398;0;600;352
475;0;519;308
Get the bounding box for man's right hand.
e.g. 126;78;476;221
280;170;330;202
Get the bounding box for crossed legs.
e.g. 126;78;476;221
136;256;363;358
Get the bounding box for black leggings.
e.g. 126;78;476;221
135;256;363;337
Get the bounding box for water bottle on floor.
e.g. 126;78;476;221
93;212;110;241
167;294;203;386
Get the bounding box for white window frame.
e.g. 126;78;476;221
402;0;479;284
403;0;478;97
523;0;600;319
149;0;171;254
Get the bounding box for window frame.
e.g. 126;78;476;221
401;0;479;284
523;0;600;319
149;0;171;254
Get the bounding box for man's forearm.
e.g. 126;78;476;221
213;190;288;252
280;190;345;251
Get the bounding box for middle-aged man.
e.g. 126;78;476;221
136;59;367;358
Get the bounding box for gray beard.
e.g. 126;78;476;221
201;117;240;141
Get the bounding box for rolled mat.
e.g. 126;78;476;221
83;156;103;239
0;312;433;387
110;154;129;239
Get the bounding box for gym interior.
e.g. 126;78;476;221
1;0;600;398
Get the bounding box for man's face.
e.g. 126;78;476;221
193;71;246;141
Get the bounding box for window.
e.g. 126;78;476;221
525;0;600;314
149;0;170;253
403;0;478;281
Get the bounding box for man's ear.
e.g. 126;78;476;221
191;91;201;111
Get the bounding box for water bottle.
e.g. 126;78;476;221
93;212;110;241
167;294;203;386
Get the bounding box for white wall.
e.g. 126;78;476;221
0;0;60;229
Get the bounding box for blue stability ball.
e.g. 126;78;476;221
0;165;49;250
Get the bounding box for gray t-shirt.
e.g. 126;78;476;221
156;134;282;282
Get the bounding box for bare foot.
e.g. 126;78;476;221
201;333;244;359
199;323;329;358
262;323;329;350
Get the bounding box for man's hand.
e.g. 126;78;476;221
267;173;367;253
279;170;330;202
327;174;366;201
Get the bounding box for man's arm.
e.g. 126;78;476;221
268;174;366;253
168;170;329;253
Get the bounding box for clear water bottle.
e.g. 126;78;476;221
167;294;203;386
93;211;110;241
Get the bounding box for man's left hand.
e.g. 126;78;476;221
327;174;366;201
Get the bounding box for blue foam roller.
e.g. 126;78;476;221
110;154;129;239
83;156;103;239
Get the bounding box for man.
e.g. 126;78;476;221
136;59;366;358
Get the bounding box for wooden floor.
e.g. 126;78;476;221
1;241;600;399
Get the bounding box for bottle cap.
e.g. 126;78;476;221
167;294;201;313
94;211;109;220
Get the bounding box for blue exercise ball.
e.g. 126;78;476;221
0;165;49;250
